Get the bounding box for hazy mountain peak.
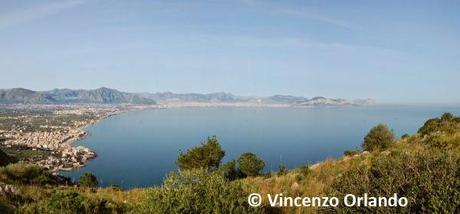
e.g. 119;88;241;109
0;88;155;105
0;88;374;106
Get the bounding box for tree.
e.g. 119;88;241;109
362;124;395;152
441;112;453;121
237;152;265;177
219;160;239;181
79;172;98;188
401;133;410;139
177;136;225;171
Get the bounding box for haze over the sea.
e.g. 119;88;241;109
0;0;459;104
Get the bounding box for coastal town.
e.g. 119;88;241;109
0;105;135;173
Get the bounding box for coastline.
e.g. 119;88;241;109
0;104;159;173
1;103;367;174
56;105;160;172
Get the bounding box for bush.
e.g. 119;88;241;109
0;149;16;167
79;172;98;188
237;152;265;177
0;164;69;186
362;124;395;152
277;164;287;176
219;160;239;181
137;169;263;214
18;190;126;213
418;113;460;136
299;164;311;176
401;134;410;139
344;150;359;156
177;136;225;171
441;112;454;121
0;196;14;214
326;149;460;213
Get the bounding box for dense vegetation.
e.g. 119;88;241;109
78;173;99;188
237;152;266;177
361;124;395;151
136;169;263;214
0;113;458;213
0;149;16;166
176;136;225;171
0;164;69;186
245;113;460;213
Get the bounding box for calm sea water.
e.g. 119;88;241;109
62;105;460;188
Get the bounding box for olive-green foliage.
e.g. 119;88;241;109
299;164;311;177
1;145;51;162
79;172;98;188
177;136;225;171
0;196;15;214
343;150;359;156
418;112;460;136
0;149;16;167
237;152;265;177
326;148;460;213
219;160;239;181
0;163;68;185
362;124;395;151
137;169;263;214
18;190;126;214
401;133;410;139
277;164;287;176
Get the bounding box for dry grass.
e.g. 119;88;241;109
242;128;460;214
242;152;374;213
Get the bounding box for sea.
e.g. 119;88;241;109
61;105;460;188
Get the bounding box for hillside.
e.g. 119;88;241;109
243;113;460;213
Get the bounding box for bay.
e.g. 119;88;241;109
62;105;460;188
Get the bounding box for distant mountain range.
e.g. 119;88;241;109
0;87;374;106
0;87;155;105
144;92;374;106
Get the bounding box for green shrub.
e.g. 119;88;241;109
0;196;14;214
344;150;359;156
18;190;126;214
299;164;311;177
137;169;263;214
79;172;98;188
0;164;68;185
219;160;239;181
326;148;460;213
401;134;410;139
418;113;460;136
277;164;288;176
177;136;225;171
0;149;16;167
237;152;265;177
263;172;274;179
362;124;395;152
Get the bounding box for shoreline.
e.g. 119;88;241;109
0;105;159;173
56;105;160;172
1;103;369;174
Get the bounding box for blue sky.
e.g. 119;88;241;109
0;0;459;103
